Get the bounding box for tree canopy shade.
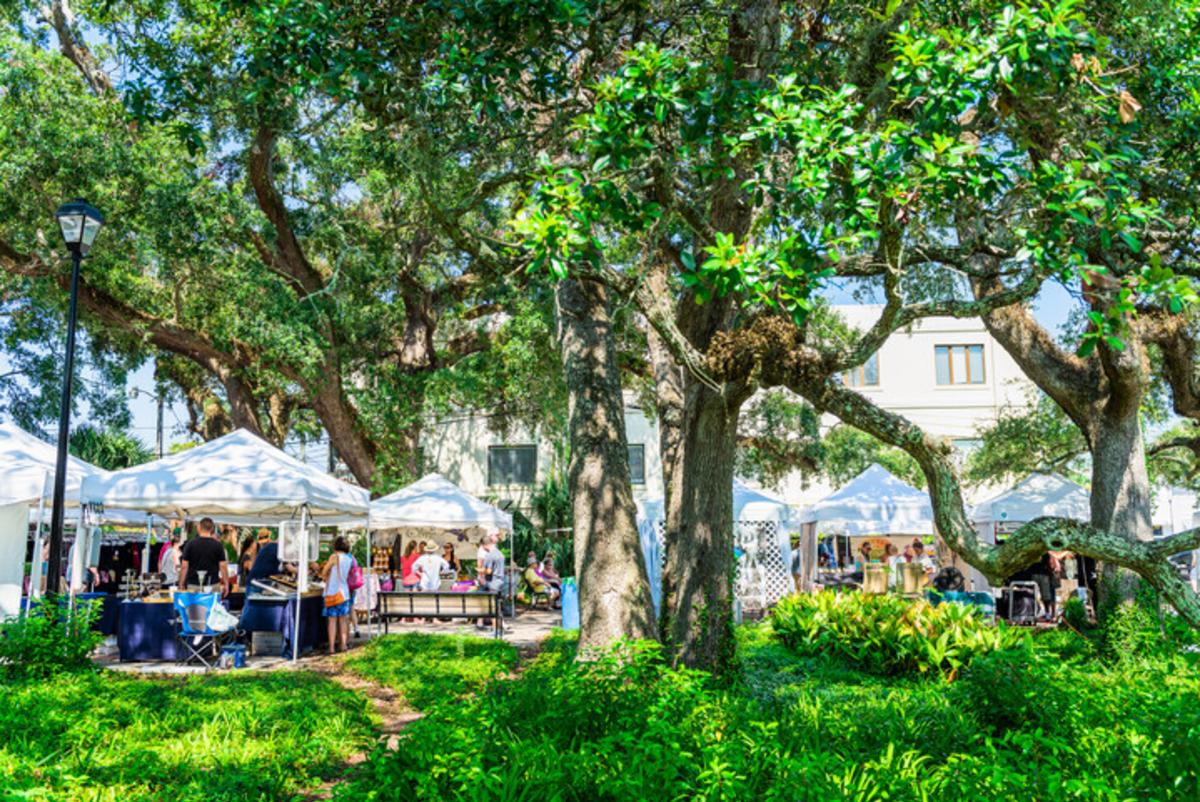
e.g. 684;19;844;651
509;0;1200;665
4;0;1200;669
0;0;568;492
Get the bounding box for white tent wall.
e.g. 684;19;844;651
637;482;796;616
0;502;29;617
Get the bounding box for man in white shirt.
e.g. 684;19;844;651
412;542;450;591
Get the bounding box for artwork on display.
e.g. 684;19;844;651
373;526;503;564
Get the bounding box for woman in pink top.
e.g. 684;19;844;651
400;541;421;588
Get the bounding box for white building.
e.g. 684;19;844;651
420;305;1035;513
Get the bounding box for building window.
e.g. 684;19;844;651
487;445;537;486
628;444;646;485
935;344;985;385
844;352;880;387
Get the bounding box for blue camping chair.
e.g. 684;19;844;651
173;592;238;669
966;592;997;624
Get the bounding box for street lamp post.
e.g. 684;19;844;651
45;199;104;595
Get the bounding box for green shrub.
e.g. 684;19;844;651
0;593;103;678
771;591;1026;676
335;632;1200;802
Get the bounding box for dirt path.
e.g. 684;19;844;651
298;649;421;801
300;633;547;801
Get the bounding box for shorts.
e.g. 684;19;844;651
323;598;352;618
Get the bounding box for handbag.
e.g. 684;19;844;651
324;556;347;608
347;558;364;591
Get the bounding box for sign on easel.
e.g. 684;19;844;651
278;520;319;591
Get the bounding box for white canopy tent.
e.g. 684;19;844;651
797;463;935;536
0;422;150;611
971;472;1090;531
794;464;935;591
81;428;370;660
81;428;370;525
969;473;1090;592
369;473;512;531
638;480;796;614
365;473;513;636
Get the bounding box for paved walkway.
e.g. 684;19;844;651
100;608;560;674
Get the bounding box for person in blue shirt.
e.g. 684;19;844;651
244;538;282;594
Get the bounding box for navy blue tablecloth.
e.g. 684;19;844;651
241;594;325;657
118;600;179;661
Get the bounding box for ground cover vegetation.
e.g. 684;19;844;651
0;669;374;801
336;615;1200;802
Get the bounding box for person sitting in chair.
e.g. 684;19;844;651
523;556;559;606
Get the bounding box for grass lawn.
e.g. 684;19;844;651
340;633;518;710
0;670;374;802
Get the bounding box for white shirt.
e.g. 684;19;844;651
413;554;450;591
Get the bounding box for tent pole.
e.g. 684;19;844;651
293;507;308;662
27;486;48;613
142;515;153;575
364;524;374;640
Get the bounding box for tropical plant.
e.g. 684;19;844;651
69;424;154;469
771;592;1027;676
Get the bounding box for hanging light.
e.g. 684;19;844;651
55;198;105;257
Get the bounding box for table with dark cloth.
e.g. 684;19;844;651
79;592;120;635
20;593;119;635
240;593;326;658
118;600;179;661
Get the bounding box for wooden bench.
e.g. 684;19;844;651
377;590;502;638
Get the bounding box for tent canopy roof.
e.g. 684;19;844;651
798;463;934;536
971;472;1090;524
80;428;370;524
0;422;101;506
369;473;512;531
639;479;793;527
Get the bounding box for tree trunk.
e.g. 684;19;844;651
661;379;742;671
555;278;657;651
310;371;377;488
1090;409;1153;542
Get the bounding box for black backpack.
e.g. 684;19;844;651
932;566;965;592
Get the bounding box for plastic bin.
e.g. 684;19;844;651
561;578;579;630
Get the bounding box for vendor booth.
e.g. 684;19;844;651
971;472;1091;594
638;481;796;616
796;464;937;592
0;422;151;618
366;474;513;631
81;428;370;661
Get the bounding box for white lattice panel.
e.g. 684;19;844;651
651;520;790;612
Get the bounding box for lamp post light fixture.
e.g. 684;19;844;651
45;199;104;595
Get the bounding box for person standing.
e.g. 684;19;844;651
413;542;450;591
476;533;506;631
321;536;355;655
160;532;182;586
441;541;462;576
178;517;229;596
400;540;421;589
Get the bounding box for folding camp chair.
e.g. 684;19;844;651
173;592;238;669
1004;582;1039;626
